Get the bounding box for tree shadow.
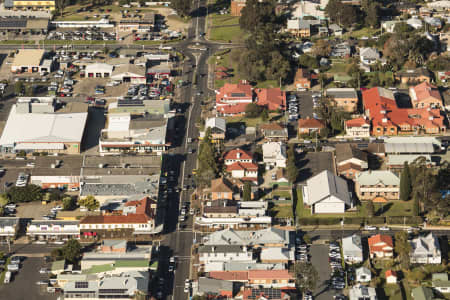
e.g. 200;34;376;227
375;202;393;216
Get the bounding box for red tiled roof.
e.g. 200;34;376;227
346;117;370;128
226;162;258;171
80;214;151;224
248;270;293;280
216;103;249;115
216;66;229;72
411;82;442;104
298;118;325;129
294;68;310;81
385;270;397;278
363;87;445;131
255;88;286;111
216;83;252;101
368;234;393;253
209;271;248;281
224;148;253;161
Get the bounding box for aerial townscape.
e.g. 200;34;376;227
0;0;448;299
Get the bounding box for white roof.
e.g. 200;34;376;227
12;49;45;67
356;267;371;277
205;117;226;132
262;142;286;159
260;248;294;261
108;113;131;131
306;170;351;205
356;171;400;186
85;63;113;74
0;105;88;146
360;47;380;59
342;234;363;253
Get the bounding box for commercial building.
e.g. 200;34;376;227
118;14;155;32
11;49;51;73
0;105;88;154
4;0;55;11
108;99;171;116
203;227;291;247
303;170;352;214
30;155;82;189
384;137;442;154
0;217;20;241
0;17;49;34
409;82;443;109
216;83;253;116
84;63;113;78
363;87;445;136
111;64;147;84
99;113;169;155
26;220;80;242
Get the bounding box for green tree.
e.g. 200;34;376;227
412;197;419;216
62;239;82;264
302;234;311;244
400;162;412;201
78;195;99;211
196;128;218;187
365;2;381;28
169;0;191;17
286;145;298;183
294;262;319;292
243;182;251;201
50;248;63;260
366;200;375;217
62;196;76;211
395;231;411;270
312;40;332;57
14;81;23;96
245;103;263;118
407;268;425;283
0;193;9;207
261;109;269;121
8;184;43;203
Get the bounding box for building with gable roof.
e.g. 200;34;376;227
355;170;400;201
409;82;443;109
432;273;450;294
262;142;286;168
386;270;398;284
259;123;288;141
203;227;290;247
216;83;253;116
335;143;368;179
298;118;325;135
345;117;371;138
410;233;441;264
363;87;445;136
368;234;393;258
342;234;363;263
255;88;286;111
356;266;371;283
303;170;352;214
349;285;377;300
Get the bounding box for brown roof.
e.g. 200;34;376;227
80;214;151;224
298;118;325;129
335;143;368;164
259;123;285;131
211;177;234;193
337;162;364;173
204;206;238;214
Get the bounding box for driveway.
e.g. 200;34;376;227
310;244;333;300
0;257;57;300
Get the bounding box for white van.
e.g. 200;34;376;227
4;271;11;283
7;264;19;272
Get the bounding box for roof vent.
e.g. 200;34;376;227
429;116;434;120
99;164;104;168
382;118;388;123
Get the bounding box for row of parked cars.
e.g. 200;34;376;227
47;30;116;41
4;256;23;283
329;242;345;291
288;94;298;121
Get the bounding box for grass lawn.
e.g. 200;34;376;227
167;14;189;23
0;40;34;44
209;25;243;43
272;190;291;199
270;205;294;219
343;27;381;39
226;116;264;127
328;63;348;74
361;200;414;217
0;257;11;284
255;80;279;89
211;14;240;27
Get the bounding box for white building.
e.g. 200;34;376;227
356;266;371;283
111;64;147;84
410;233;442;264
360;47;381;65
349;285;377;300
26;220;80;242
262;142;287;168
342;234;364;264
0;217;19;241
85;63;113;78
198;245;254;265
303;170;352;214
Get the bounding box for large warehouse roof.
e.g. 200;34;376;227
12;49;45;67
0;105;88;146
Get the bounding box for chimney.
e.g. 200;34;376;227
236;151;241;159
382;118;388;123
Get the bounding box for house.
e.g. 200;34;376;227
292;1;326;20
0;105;88;154
226;162;258;183
4;0;55;10
335;144;368;179
362;87;446;136
262;142;286;168
382;20;401;33
99;113;169;155
303;170;352;214
231;0;247;16
342;234;363;264
224;148;254;165
331;42;351;58
409;82;443;109
345;118;371;138
242;287;291;300
424;16;442;28
368;234;394;259
211;177;236;201
0;217;19;242
84;63;113;78
199;245;254;264
79;197;159;240
202;117;226;142
203;227;290;247
326;88;358;112
386;270;398;284
11;49;49;73
63;271;149;300
356;266;371;283
432;273;450;294
355;170;400;201
216;83;253;116
294;68;311;90
396;68;432;84
360;47;381;65
411;286;434;300
298;118;325;135
260;247;294;263
259;123;288;141
407;17;423;29
26;220;79;242
349;285;377;300
197;277;236;298
255;88;286;111
387;154;433;172
410;233;441;264
287;19;310;38
329;24;343;36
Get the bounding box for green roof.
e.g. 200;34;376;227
115;260;149;268
51;260;65;271
84;264;115;274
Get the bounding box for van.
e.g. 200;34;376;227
7;264;19;272
4;271;11;283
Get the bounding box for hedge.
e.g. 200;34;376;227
298;217;341;225
386;216;423;225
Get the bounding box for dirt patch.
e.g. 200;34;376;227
152;7;189;33
72;77;130;98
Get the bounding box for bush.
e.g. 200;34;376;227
32;152;40;157
386;216;423;225
16;151;26;157
346;217;365;225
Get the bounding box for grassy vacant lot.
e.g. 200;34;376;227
226;116;264;127
270;205;294;219
0;40;35;44
211;14;240;26
272;190;291;199
343;27;381;39
209;25;243;43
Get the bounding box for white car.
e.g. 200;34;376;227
185;279;190;288
53;241;65;245
364;225;377;231
184;287;190;293
39;268;48;274
34;240;47;245
379;226;390;231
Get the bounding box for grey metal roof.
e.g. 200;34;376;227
4;0;13;8
326;88;358;99
30;220;79;226
384;142;435;154
198;245;245;254
198;277;233;294
306;170;351;206
0;217;19;227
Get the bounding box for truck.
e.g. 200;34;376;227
4;271;11;283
